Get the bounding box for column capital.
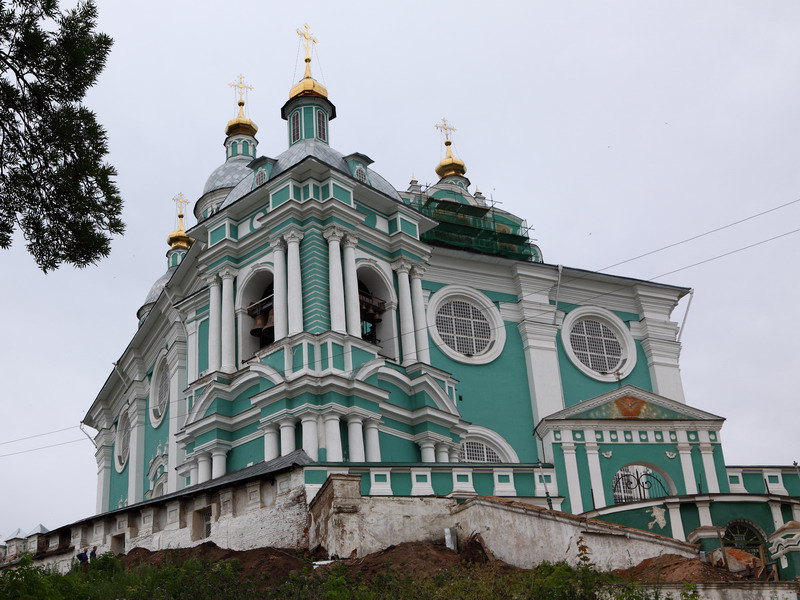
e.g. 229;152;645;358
259;422;279;433
278;417;297;427
300;413;319;424
418;440;435;449
346;414;364;425
410;264;427;279
391;258;413;274
323;413;342;424
270;236;286;251
323;226;345;243
342;234;359;249
219;268;237;281
203;274;220;287
284;229;304;244
363;418;381;429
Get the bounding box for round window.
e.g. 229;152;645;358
561;306;636;382
435;300;491;356
569;318;622;373
426;286;506;365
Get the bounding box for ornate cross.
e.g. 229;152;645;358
172;193;188;227
228;74;253;102
435;117;457;141
296;23;318;61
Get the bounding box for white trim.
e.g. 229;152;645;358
561;306;636;382
426;285;506;365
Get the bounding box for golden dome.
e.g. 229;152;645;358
226;99;258;137
168;194;194;251
289;58;328;99
435;140;467;178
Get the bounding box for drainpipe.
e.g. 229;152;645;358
552;265;563;325
677;289;694;343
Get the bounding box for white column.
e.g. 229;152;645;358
190;462;198;486
769;501;785;530
127;398;146;504
271;238;288;341
392;260;417;364
342;235;361;337
418;440;436;463
197;452;211;484
410;265;430;364
324;227;347;333
666;502;686;541
323;414;343;462
449;448;460;463
585;442;606;510
207;276;221;372
562;441;584;514
286;230;304;336
696;500;713;526
676;431;697;494
279;419;296;456
220;269;236;373
94;431;113;514
364;420;381;462
211;448;228;479
347;416;365;462
301;414;319;461
698;431;720;493
263;424;279;462
435;443;450;463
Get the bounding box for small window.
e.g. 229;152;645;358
242;140;250;156
254;169;266;187
561;306;636;382
435;299;491;356
316;110;327;142
290;112;301;144
354;165;367;183
231;141;238;156
459;441;500;463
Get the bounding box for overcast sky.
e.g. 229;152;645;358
2;1;799;539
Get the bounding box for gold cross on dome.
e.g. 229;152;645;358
296;23;318;62
228;74;253;102
435;117;457;141
172;192;189;222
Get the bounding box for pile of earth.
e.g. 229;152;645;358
614;553;743;583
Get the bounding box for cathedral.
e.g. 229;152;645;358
65;26;799;579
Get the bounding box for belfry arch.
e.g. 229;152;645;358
356;261;398;360
237;266;276;360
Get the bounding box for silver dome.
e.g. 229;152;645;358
203;155;253;195
137;266;178;321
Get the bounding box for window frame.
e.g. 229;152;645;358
316;109;327;142
290;111;301;144
114;410;131;472
149;354;169;428
561;306;637;382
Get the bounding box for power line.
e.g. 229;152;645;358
0;426;78;446
0;439;87;459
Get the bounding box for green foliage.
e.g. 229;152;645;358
0;552;701;600
0;0;123;271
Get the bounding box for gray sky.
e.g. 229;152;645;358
2;1;799;539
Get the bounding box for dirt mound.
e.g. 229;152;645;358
615;553;742;583
123;541;304;587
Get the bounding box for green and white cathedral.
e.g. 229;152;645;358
82;35;800;578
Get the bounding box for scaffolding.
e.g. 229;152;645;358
408;196;540;262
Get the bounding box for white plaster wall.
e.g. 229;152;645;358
452;499;696;571
652;582;798;600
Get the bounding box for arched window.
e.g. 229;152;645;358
354;165;367;183
612;465;670;504
723;520;766;556
358;280;386;345
316;110;327;142
231;141;238;156
290;112;301;144
459;441;501;463
242;140;250;156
